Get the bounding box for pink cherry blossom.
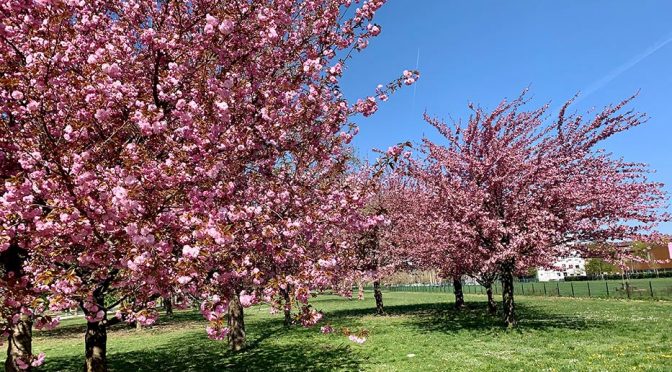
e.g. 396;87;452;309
0;0;415;363
31;352;46;367
404;91;668;326
182;245;200;259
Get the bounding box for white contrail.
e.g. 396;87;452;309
575;32;672;105
412;47;420;109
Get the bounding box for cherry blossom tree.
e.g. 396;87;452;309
341;155;426;315
2;0;419;367
1;1;187;368
399;157;500;313
400;158;479;310
412;91;668;326
185;153;374;349
1;112;57;372
264;159;373;327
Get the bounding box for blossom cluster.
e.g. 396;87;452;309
0;1;417;356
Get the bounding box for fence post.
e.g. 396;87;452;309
521;283;525;295
649;281;654;299
587;282;591;298
626;281;631;299
571;282;575;297
557;282;561;297
606;281;610;297
543;283;547;296
531;283;535;295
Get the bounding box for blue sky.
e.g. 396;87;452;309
340;1;672;233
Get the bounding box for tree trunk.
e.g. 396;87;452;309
485;283;497;315
228;292;246;352
280;287;292;326
164;296;173;316
84;319;108;372
501;261;516;327
5;314;33;372
3;243;33;372
453;277;465;309
357;281;364;300
373;280;385;315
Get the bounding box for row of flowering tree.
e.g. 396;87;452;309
319;97;668;329
0;0;423;371
395;92;668;326
1;1;668;371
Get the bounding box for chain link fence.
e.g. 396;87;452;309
381;277;672;300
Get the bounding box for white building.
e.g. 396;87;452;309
537;256;586;281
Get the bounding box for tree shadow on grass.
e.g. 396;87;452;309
324;300;610;334
35;310;206;340
38;298;611;370
41;318;360;372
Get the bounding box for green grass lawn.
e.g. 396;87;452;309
34;292;672;371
